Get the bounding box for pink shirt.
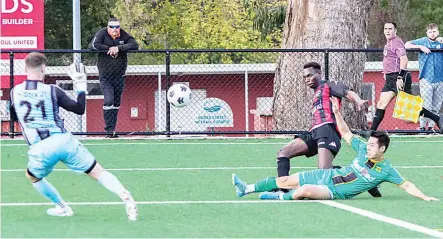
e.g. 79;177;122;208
383;36;406;74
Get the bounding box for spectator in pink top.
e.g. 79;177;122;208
369;22;443;133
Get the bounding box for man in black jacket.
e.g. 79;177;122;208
90;17;138;138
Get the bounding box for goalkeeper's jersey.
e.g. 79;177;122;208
10;80;86;146
331;136;406;199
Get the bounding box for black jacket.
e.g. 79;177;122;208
90;28;138;77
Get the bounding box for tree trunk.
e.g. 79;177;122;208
273;0;375;130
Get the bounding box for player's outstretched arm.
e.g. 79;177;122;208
346;90;367;111
398;181;439;201
330;96;353;145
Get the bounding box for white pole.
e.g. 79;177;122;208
158;71;163;131
73;0;82;132
73;0;81;63
245;70;249;136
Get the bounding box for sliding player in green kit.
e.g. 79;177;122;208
231;96;439;201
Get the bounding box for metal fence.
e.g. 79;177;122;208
1;48;442;137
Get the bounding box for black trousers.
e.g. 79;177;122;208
100;74;125;132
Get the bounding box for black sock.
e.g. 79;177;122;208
370;108;385;131
277;157;290;177
420;108;439;123
104;109;113;132
332;165;342;169
110;109;119;130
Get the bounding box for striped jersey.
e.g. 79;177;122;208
331;136;406;199
10;80;85;145
311;80;349;130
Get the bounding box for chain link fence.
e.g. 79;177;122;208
1;49;442;137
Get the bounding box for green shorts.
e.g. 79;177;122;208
297;169;344;199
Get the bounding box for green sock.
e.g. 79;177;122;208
282;189;296;200
254;177;278;192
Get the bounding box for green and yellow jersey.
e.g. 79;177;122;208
332;136;406;199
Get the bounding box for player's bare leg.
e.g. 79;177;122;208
276;138;309;177
259;174;306;200
232;173;332;200
289;185;332;200
87;162;138;221
259;178;332;200
317;148;334;169
26;170;73;217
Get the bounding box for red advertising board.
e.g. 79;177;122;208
1;0;44;88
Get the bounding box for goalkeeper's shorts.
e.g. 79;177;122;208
27;132;96;178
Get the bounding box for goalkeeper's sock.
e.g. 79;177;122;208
32;178;66;208
370;108;385;131
254;177;278;192
282;189;296;200
98;171;127;199
420;108;439;123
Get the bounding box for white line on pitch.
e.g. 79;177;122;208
0;142;287;146
1;199;440;237
319;201;443;238
2;140;443;147
1;165;442;172
0;166;310;172
0;200;316;207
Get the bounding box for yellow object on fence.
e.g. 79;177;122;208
392;91;423;123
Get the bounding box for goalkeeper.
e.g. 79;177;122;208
231;96;439;202
368;22;443;133
8;52;138;220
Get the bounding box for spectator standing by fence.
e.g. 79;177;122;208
405;23;443;130
90;17;138;138
368;22;443;132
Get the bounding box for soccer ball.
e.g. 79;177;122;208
167;83;192;108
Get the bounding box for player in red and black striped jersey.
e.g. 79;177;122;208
275;62;381;197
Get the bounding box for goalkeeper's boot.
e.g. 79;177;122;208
259;191;283;200
47;205;74;217
232;174;248;197
120;190;138;221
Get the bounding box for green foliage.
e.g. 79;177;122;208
44;0;71;49
44;0;115;65
113;0;280;64
409;0;443;31
44;0;114;49
242;0;286;41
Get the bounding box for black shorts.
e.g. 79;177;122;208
382;72;412;94
294;124;342;157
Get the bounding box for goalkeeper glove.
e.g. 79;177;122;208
67;62;88;94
